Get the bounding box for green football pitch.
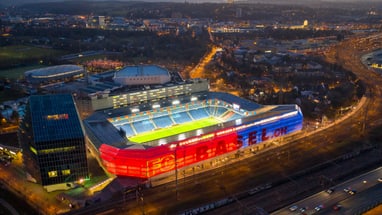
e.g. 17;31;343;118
128;117;220;144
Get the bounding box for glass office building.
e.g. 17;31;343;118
19;94;88;191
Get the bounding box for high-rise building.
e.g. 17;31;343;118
98;16;105;28
19;94;88;192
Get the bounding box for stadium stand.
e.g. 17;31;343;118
188;108;209;120
133;120;156;133
172;112;192;124
118;124;136;137
153;116;174;128
111;100;248;140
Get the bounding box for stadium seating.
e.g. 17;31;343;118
153;116;174;128
189;108;209;120
120;124;136;137
131;115;150;122
112;100;246;136
172;112;192;124
133;120;155;133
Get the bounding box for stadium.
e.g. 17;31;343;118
84;90;303;179
24;64;85;84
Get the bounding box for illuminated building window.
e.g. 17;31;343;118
30;146;38;155
48;171;58;178
46;114;69;120
62;169;71;176
39;146;76;154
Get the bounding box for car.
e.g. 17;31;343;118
315;205;323;211
326;188;334;194
333;204;342;211
343;187;350;192
299;207;306;213
348;190;356;195
289;205;298;212
378;178;382;182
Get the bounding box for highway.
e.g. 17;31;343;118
273;167;382;215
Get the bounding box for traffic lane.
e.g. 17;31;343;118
273;167;382;215
320;183;382;215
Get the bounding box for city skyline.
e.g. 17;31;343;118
2;0;382;7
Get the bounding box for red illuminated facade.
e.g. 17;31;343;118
100;131;239;178
94;96;303;179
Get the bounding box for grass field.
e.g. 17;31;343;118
0;45;67;61
128;117;220;144
0;65;46;80
0;45;68;80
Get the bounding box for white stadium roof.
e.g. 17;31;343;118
25;65;84;78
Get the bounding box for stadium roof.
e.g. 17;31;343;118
24;65;84;78
29;94;84;143
115;65;170;77
207;92;261;112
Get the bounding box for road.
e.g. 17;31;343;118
273;167;382;215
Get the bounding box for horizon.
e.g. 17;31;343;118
2;0;382;7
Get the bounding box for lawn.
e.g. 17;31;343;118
0;45;68;80
128;117;220;144
0;65;46;80
0;45;66;61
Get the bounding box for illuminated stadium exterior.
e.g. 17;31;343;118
84;89;303;179
25;64;85;84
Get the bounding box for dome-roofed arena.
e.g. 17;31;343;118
113;65;171;86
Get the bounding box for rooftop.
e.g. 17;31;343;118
115;65;170;78
25;64;84;77
29;94;84;143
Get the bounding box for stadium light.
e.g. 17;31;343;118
191;96;198;101
233;103;240;110
235;118;242;125
172;100;180;105
196;129;204;136
178;133;186;141
131;108;140;113
158;139;167;145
